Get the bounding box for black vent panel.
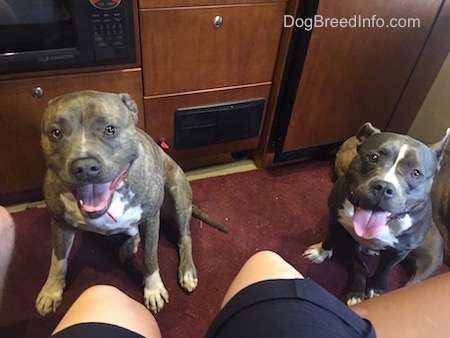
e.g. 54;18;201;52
174;98;265;149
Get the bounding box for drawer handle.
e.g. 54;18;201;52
31;86;44;98
213;16;223;28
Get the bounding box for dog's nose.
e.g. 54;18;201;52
372;180;396;199
71;158;101;181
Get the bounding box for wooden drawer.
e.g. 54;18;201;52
0;69;143;205
144;84;271;167
140;3;286;96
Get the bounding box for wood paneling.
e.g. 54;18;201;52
281;0;443;153
140;3;286;95
388;0;450;133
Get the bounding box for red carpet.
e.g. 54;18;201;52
1;159;448;337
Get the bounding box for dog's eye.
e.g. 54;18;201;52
105;125;117;136
50;128;62;140
411;170;422;179
368;153;379;163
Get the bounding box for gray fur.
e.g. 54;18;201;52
305;128;450;304
36;90;225;316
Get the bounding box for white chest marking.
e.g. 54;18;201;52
382;144;409;192
60;189;143;236
337;198;413;250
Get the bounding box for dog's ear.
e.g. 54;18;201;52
356;122;381;143
429;128;450;169
119;93;138;126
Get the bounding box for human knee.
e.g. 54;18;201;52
79;285;125;302
0;206;9;217
246;250;304;279
0;206;14;306
0;206;15;260
248;250;282;264
247;250;290;268
0;207;14;230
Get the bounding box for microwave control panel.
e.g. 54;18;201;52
88;0;132;59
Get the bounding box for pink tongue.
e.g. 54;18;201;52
353;207;390;239
76;183;111;213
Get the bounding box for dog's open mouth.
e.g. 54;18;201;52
72;164;131;219
353;207;392;240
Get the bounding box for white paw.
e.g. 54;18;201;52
179;270;198;292
143;271;169;313
367;289;381;299
143;286;169;313
303;242;333;264
347;296;364;306
35;285;64;316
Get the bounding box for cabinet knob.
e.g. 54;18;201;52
31;86;44;98
213;16;223;28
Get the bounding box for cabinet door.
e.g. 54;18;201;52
140;3;286;96
275;0;443;159
0;69;143;205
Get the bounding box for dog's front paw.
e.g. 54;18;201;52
178;236;198;292
179;270;198;292
143;271;169;313
347;294;365;306
35;284;64;316
367;288;384;299
347;289;382;305
346;288;367;305
303;242;333;264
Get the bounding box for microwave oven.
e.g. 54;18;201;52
0;0;136;75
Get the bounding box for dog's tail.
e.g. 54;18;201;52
192;205;228;233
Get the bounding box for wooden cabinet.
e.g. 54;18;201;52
0;69;144;205
139;0;287;167
257;0;450;165
140;2;286;95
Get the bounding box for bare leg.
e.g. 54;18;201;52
52;285;162;338
222;251;450;337
351;272;450;338
0;206;15;307
221;250;303;308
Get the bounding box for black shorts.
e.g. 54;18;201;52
51;322;144;338
204;279;376;338
52;279;375;338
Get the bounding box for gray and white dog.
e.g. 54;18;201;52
304;126;450;305
36;90;226;316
